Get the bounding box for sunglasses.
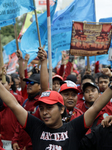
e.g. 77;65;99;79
26;81;37;85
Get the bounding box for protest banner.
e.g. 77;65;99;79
70;21;112;56
0;0;34;21
7;54;18;74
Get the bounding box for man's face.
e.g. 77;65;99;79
27;82;41;95
61;89;77;110
98;77;110;92
84;86;99;103
39;102;64;129
76;74;81;84
52;79;60;92
15;78;20;88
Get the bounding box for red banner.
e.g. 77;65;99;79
70;22;112;56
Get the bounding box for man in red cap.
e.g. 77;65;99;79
0;82;112;150
59;80;83;122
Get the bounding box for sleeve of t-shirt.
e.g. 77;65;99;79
70;114;89;140
24;113;44;137
79;124;102;150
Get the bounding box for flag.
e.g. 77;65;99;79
21;0;57;51
0;0;34;21
70;22;111;56
0;19;15;27
99;17;112;23
50;0;96;54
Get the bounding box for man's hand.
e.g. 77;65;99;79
16;50;23;60
101;115;112;128
12;143;20;150
25;54;30;62
101;68;112;77
38;47;47;61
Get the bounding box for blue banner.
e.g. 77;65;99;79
85;55;110;66
3;39;17;55
21;0;57;51
0;0;34;21
0;18;15;27
50;0;96;53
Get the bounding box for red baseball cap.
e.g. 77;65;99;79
34;90;64;106
59;81;80;93
52;75;63;81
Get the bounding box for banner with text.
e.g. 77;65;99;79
0;0;34;21
70;22;112;56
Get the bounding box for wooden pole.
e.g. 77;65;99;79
87;56;90;71
14;23;19;51
0;30;6;83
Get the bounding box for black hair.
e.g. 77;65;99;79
98;73;110;83
32;66;40;74
56;102;69;119
6;75;10;84
94;72;102;80
10;74;17;92
11;73;19;80
81;74;95;84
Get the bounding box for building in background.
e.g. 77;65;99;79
35;0;73;11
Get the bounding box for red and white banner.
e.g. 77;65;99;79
70;22;112;56
7;54;18;74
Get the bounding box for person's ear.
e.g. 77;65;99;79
60;106;65;115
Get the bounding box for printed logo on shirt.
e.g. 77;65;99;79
45;144;62;150
103;113;109;119
41;92;51;97
40;131;69;141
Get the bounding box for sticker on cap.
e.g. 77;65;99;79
65;80;77;87
41;92;51;97
67;81;76;87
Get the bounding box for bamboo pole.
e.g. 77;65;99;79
87;56;90;71
0;30;6;83
14;23;19;51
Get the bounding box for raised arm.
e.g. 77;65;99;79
0;82;27;126
84;83;112;127
38;47;49;93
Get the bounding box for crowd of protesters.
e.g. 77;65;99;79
0;48;112;150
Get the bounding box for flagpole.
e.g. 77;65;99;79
47;0;52;90
14;22;19;51
0;30;6;83
87;56;90;71
33;0;41;47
